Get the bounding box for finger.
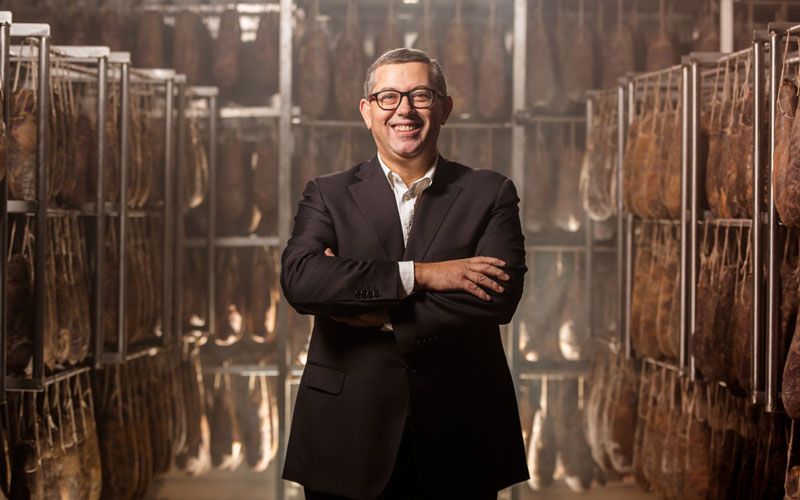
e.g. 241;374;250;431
469;256;506;267
465;270;504;293
324;248;335;257
460;278;491;301
468;263;510;282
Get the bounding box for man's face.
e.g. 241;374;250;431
359;62;453;162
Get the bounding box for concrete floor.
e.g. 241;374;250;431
152;467;657;500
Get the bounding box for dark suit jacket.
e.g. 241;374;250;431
281;156;529;499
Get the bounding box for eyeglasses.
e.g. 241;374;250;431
368;87;443;111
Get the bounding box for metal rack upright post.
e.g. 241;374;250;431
0;11;11;401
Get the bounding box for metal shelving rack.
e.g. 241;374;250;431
592;39;768;410
764;22;800;413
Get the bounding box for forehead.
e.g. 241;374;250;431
372;62;432;91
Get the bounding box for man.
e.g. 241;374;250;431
281;48;528;500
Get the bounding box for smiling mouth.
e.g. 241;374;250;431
391;123;421;132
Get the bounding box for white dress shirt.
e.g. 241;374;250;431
376;153;437;330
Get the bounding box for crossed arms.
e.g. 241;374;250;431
280;177;527;335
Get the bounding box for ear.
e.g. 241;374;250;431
359;99;372;129
440;95;454;125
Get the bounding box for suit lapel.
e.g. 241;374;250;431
348;157;405;261
403;157;462;262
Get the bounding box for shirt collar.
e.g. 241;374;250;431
377;152;437;192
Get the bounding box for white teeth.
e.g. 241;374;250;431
394;125;416;131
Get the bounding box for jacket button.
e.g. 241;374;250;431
367;290;375;298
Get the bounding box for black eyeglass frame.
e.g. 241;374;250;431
367;87;446;110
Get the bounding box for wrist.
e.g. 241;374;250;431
413;262;426;291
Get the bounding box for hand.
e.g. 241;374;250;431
414;257;510;301
323;247;387;328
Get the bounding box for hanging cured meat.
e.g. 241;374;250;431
663;79;683;218
693;0;719;52
375;0;403;57
581;93;617;221
477;0;507;120
683;386;711;500
563;0;594;103
234;375;277;472
646;0;675;71
413;0;439;61
208;374;243;471
526;0;556;109
527;380;556;491
605;0;634;88
519;252;567;362
776;53;800;226
173;11;211;86
7;223;34;375
524;124;556;232
253;128;279;235
557;259;587;361
216;136;250;234
248;248;279;346
8;89;37;201
215;251;244;347
772;72;800;227
297;0;331;118
553;380;594;492
175;347;212;476
443;0;475;117
333;0;365;120
601;356;637;474
253;12;280;97
552;125;585;232
98;8;130;52
213;9;242;95
134;12;166;69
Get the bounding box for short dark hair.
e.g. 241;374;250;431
362;48;447;99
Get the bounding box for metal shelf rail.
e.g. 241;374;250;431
0;12;9;400
175;86;218;347
4;24;50;392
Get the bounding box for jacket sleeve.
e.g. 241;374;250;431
281;179;403;317
388;178;527;352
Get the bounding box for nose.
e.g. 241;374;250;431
395;93;415;115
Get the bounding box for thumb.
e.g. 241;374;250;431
324;248;335;257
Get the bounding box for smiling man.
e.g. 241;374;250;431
281;48;528;500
